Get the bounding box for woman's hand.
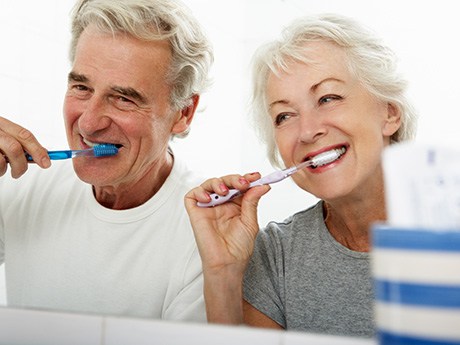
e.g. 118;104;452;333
0;116;50;178
184;172;270;324
185;172;270;275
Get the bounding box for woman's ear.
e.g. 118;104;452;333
382;103;401;137
171;94;200;135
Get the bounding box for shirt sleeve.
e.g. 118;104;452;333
0;178;6;266
0;233;4;265
162;247;206;322
243;224;286;327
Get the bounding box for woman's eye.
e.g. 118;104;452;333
274;113;291;126
319;94;342;105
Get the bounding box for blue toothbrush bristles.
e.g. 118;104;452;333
93;144;119;157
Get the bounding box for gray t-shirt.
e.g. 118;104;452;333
243;201;374;337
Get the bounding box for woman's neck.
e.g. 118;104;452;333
323;190;386;252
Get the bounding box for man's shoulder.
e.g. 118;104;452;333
169;155;205;190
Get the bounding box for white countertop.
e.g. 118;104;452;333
0;307;377;345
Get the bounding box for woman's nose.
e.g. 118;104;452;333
297;110;327;144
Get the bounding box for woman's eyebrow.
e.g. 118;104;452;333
311;77;344;92
269;78;346;108
269;99;289;109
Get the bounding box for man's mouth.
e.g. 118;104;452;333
83;138;122;149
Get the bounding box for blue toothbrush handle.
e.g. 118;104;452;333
25;150;73;161
47;151;73;160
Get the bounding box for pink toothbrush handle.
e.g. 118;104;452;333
195;151;340;208
196;171;287;208
197;171;286;207
197;188;243;207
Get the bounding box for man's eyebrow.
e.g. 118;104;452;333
111;86;147;104
67;72;147;104
68;72;88;83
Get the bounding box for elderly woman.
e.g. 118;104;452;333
185;14;416;337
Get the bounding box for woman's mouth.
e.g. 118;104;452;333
307;146;347;169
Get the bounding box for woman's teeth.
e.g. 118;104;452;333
310;146;346;168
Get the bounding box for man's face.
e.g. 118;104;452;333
63;26;186;191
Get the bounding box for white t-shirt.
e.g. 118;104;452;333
0;155;205;322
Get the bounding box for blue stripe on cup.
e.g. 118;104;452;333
375;279;460;309
378;330;460;345
373;227;460;252
373;226;460;344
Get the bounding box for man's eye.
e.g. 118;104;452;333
117;96;137;106
69;84;91;97
113;96;138;109
74;84;88;91
274;113;291;126
118;96;132;103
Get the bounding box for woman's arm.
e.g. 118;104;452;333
243;300;284;329
184;172;270;324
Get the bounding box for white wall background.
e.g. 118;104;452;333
1;0;459;308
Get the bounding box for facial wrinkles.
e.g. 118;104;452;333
266;44;353;167
66;27;175;192
268;50;349;119
266;45;394;206
79;26;171;101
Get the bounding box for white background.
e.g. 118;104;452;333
1;0;459;307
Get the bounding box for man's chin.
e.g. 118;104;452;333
73;161;113;186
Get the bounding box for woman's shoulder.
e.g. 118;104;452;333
261;200;324;238
268;200;323;226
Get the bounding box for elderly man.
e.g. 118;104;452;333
0;0;213;322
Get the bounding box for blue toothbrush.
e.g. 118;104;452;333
24;143;119;161
3;144;119;162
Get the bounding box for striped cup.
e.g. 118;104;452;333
372;225;460;345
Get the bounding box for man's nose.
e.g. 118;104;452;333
78;96;112;135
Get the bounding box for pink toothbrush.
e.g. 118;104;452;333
197;148;344;207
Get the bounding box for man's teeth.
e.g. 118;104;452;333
83;139;96;147
83;140;119;148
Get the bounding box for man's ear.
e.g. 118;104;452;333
382;103;401;137
171;94;200;135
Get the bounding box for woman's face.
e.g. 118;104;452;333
266;41;401;202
